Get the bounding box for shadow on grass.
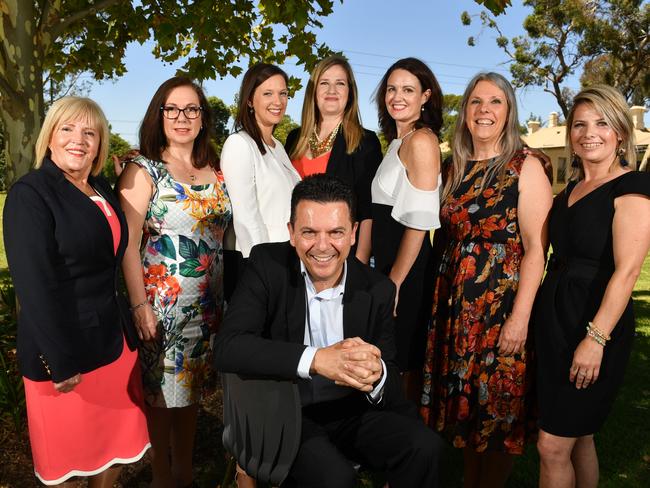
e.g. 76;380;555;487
439;301;650;488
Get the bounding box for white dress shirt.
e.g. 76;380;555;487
221;131;301;257
296;262;387;402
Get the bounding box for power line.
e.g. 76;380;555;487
339;48;511;74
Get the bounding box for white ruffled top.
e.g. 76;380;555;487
371;137;442;231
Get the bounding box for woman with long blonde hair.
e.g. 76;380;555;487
421;72;552;487
286;55;382;263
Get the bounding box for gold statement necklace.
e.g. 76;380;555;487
308;123;341;158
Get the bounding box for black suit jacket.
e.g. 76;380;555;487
285;128;382;221
3;158;137;382
214;241;409;411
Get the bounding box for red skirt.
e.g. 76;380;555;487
23;337;150;485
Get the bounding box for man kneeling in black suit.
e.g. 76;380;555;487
214;174;444;487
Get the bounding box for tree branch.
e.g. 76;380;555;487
49;0;122;38
38;0;53;34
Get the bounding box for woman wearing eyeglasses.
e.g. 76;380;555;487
118;76;232;487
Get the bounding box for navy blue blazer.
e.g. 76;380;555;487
3;158;138;382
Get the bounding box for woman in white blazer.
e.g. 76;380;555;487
221;63;301;259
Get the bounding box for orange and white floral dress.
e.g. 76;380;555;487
131;156;231;408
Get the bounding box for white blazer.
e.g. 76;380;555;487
221;131;301;258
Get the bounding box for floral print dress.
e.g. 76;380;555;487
133;156;231;408
421;151;536;454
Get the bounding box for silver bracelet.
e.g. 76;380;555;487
130;300;149;312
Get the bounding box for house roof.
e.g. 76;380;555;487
523;127;650;149
522;126;567;149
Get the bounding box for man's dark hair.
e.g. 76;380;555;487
290;174;357;224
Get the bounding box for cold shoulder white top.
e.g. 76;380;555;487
371;137;441;231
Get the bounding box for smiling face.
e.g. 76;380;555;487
48;118;100;178
385;68;430;128
570;102;619;167
162;85;202;146
250;74;288;130
465;80;508;148
316;64;349;120
289;200;357;292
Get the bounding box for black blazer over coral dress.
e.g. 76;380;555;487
285;128;383;223
3;158;138;382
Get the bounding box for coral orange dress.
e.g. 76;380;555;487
23;194;150;485
292;151;330;178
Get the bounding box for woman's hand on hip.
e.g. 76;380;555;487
54;373;82;393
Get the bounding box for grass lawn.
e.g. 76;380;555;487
439;255;650;488
0;191;648;486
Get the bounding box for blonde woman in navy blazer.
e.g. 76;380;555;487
3;97;149;486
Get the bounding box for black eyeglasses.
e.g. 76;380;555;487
160;105;202;119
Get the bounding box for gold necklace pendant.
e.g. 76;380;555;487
309;123;341;158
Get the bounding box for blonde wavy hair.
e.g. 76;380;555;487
290;55;363;160
567;85;637;181
34;96;110;176
443;72;523;202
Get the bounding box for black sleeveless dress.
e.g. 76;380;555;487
535;171;650;437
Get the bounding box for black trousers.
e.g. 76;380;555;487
282;396;445;488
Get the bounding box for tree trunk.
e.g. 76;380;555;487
0;1;45;188
0;90;43;188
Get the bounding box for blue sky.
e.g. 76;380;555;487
87;0;645;146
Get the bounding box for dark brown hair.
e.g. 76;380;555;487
290;173;356;225
139;76;218;169
375;57;443;143
234;63;289;155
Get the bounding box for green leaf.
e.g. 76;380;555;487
190;340;208;359
198;239;211;258
179;235;198;259
476;0;512;16
158;235;176;259
180;259;205;278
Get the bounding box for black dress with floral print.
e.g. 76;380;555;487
421;151;536;454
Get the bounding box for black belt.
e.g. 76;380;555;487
546;254;611;277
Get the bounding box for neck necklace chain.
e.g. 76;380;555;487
164;156;197;183
399;127;417;140
309;122;341;158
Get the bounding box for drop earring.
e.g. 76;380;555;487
571;152;580;168
617;147;628;167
